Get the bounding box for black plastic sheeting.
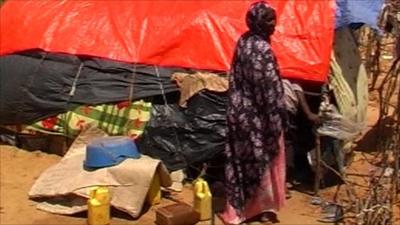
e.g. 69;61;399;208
0;50;185;125
138;91;227;171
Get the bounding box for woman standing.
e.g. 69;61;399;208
221;2;286;224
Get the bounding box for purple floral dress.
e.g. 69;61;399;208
222;3;286;223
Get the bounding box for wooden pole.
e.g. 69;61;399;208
314;134;321;196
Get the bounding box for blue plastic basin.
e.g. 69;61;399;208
84;136;140;169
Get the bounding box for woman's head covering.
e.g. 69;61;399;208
246;1;276;39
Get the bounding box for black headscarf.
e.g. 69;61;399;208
246;1;276;41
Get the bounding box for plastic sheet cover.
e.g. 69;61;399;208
138;91;227;171
0;0;335;82
0;51;180;125
335;0;384;30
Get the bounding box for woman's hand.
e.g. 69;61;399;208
295;90;321;126
307;113;321;125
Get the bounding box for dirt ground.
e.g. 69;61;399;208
1;142;333;225
0;74;399;225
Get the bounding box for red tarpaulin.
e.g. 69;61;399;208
0;0;335;82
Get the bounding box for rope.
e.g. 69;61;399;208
154;66;188;168
69;63;84;97
154;66;169;109
27;53;47;88
63;62;84;137
121;63;138;135
128;63;137;103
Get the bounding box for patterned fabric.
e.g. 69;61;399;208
221;134;286;225
27;100;151;139
224;1;286;216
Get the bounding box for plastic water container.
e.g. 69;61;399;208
193;178;212;221
87;186;110;225
146;172;161;205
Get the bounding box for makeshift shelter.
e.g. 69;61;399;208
0;0;336;170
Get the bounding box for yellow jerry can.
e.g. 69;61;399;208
193;178;212;221
87;186;110;225
146;172;161;205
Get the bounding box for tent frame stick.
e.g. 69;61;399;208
314;134;321;196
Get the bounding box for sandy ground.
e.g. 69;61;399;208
0;77;399;225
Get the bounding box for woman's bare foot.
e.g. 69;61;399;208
260;211;279;224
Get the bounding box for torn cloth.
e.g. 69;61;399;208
172;72;228;107
282;79;303;115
